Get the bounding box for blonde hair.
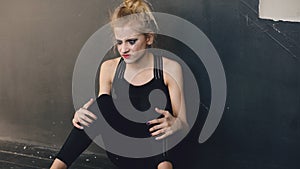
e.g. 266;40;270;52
111;0;158;34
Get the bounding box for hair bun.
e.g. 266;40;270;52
123;0;141;10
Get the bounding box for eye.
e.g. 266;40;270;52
116;40;122;45
128;39;138;45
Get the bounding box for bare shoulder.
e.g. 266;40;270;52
162;57;182;75
98;57;121;96
99;57;121;83
101;57;120;71
162;57;183;86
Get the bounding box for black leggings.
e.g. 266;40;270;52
55;95;173;168
56;127;172;168
56;127;92;167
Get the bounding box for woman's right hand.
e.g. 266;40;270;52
72;98;98;129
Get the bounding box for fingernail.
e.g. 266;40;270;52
146;122;150;125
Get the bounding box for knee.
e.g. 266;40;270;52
157;161;173;169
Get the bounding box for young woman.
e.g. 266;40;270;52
50;0;188;168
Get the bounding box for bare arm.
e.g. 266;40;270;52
164;58;188;128
98;58;119;96
72;58;119;129
148;58;188;140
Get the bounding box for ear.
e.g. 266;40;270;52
145;33;154;46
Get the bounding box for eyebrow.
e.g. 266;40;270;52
115;34;141;42
115;38;138;42
116;37;138;41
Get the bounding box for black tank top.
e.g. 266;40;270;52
107;55;173;138
56;56;174;169
95;56;173;169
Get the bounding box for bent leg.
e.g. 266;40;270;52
50;127;93;168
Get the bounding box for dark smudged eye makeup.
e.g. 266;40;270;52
116;40;122;45
128;39;138;45
115;39;138;45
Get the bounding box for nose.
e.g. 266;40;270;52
120;42;129;54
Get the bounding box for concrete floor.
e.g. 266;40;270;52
0;138;117;169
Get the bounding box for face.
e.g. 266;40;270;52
114;26;153;64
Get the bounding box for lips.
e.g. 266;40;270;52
122;54;130;59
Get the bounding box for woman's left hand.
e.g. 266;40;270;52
147;107;183;140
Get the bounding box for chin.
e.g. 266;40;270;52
123;56;142;64
123;58;135;64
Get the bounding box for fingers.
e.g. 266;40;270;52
149;123;167;132
151;127;167;136
77;108;94;121
72;118;84;130
155;107;169;116
80;108;98;121
155;130;173;140
77;118;91;128
72;115;90;129
151;127;174;140
83;98;94;109
72;98;98;129
148;108;176;140
147;118;164;125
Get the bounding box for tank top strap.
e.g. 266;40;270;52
113;57;126;81
154;55;164;81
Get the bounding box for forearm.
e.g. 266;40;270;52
173;116;189;134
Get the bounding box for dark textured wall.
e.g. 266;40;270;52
0;0;299;168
